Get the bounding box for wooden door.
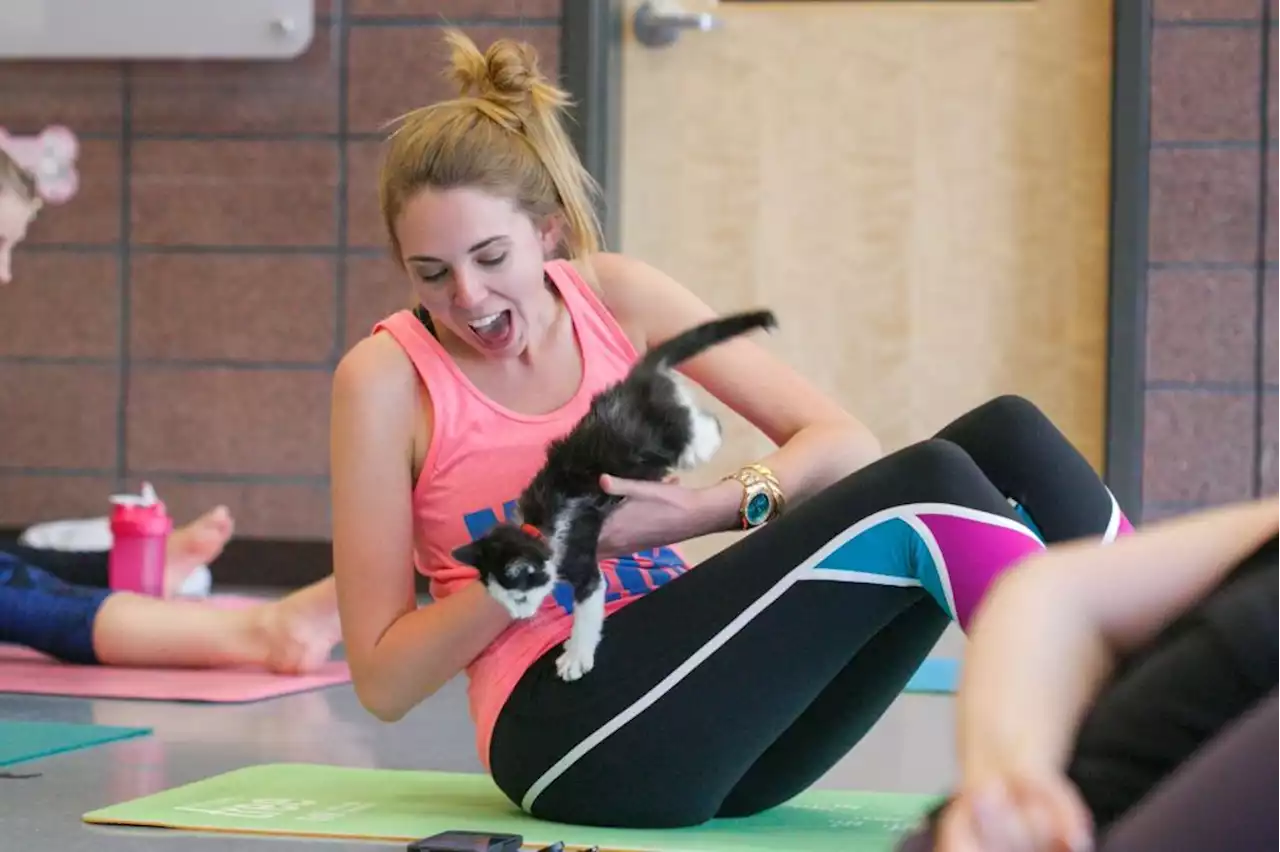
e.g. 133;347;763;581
618;0;1114;562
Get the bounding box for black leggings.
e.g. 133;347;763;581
896;536;1279;851
488;395;1129;828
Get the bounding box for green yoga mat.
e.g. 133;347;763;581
0;720;151;768
83;763;939;851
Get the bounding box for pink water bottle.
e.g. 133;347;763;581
107;482;172;596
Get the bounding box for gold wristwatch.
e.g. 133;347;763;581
724;463;785;529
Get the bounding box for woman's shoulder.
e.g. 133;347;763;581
570;251;728;347
333;330;430;432
567;251;651;303
564;252;694;352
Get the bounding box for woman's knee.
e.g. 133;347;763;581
891;439;993;492
971;394;1048;424
938;394;1051;439
974;394;1046;423
816;438;996;504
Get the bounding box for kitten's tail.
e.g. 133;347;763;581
638;309;778;371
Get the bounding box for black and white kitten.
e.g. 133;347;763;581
450;309;778;681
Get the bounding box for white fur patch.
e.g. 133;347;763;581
557;581;606;681
542;499;581;580
671;374;722;469
487;576;551;620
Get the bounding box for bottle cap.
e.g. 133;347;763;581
109;481;161;508
109;482;173;536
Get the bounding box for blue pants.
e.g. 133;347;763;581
0;550;111;665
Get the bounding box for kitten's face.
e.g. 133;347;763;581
452;525;555;620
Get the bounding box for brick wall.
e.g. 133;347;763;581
1143;0;1278;519
0;1;560;540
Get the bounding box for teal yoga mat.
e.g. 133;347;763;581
904;658;958;694
0;720;151;768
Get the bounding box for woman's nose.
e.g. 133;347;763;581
451;271;486;309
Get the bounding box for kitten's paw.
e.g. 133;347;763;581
555;643;596;681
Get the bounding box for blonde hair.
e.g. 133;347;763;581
378;30;603;264
0;146;39;203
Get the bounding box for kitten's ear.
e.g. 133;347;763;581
452;542;480;566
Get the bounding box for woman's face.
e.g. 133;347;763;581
394;185;560;360
0;190;41;285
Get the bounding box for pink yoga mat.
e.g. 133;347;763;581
0;647;350;703
0;595;351;703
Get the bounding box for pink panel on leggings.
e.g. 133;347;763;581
1117;513;1135;536
917;513;1045;630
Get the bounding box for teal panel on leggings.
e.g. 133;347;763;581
813;515;954;620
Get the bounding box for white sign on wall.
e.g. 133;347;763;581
0;0;314;60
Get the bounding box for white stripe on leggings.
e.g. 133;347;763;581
518;501;1025;812
902;514;957;618
1102;490;1123;543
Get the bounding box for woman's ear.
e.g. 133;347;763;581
537;212;565;257
452;542;479;566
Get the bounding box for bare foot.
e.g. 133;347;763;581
253;579;342;675
165;506;234;595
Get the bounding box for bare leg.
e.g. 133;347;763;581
92;576;341;674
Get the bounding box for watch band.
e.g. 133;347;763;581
724;463;786;529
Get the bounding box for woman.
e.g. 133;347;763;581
0;146;342;675
904;496;1277;852
330;30;1135;828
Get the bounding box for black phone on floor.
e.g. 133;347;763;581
406;830;524;852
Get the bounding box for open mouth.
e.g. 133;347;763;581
466;310;513;350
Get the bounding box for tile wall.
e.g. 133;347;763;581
1142;0;1278;518
0;1;560;538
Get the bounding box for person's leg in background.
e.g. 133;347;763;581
1064;532;1278;829
893;532;1278;852
0;505;234;594
0;539;108;588
719;396;1130;818
894;694;1279;852
0;550;341;674
1096;691;1277;852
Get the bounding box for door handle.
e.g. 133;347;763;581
633;1;720;49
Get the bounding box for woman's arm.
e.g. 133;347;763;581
330;334;513;722
586;252;882;534
956;496;1280;788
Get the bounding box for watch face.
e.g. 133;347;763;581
745;490;773;526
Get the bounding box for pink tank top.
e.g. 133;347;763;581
371;259;691;768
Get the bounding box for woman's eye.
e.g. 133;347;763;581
420;269;449;283
477;253;507;268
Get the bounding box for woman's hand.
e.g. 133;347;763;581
937;770;1094;852
596;474;739;559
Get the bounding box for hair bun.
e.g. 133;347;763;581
443;30;568;116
